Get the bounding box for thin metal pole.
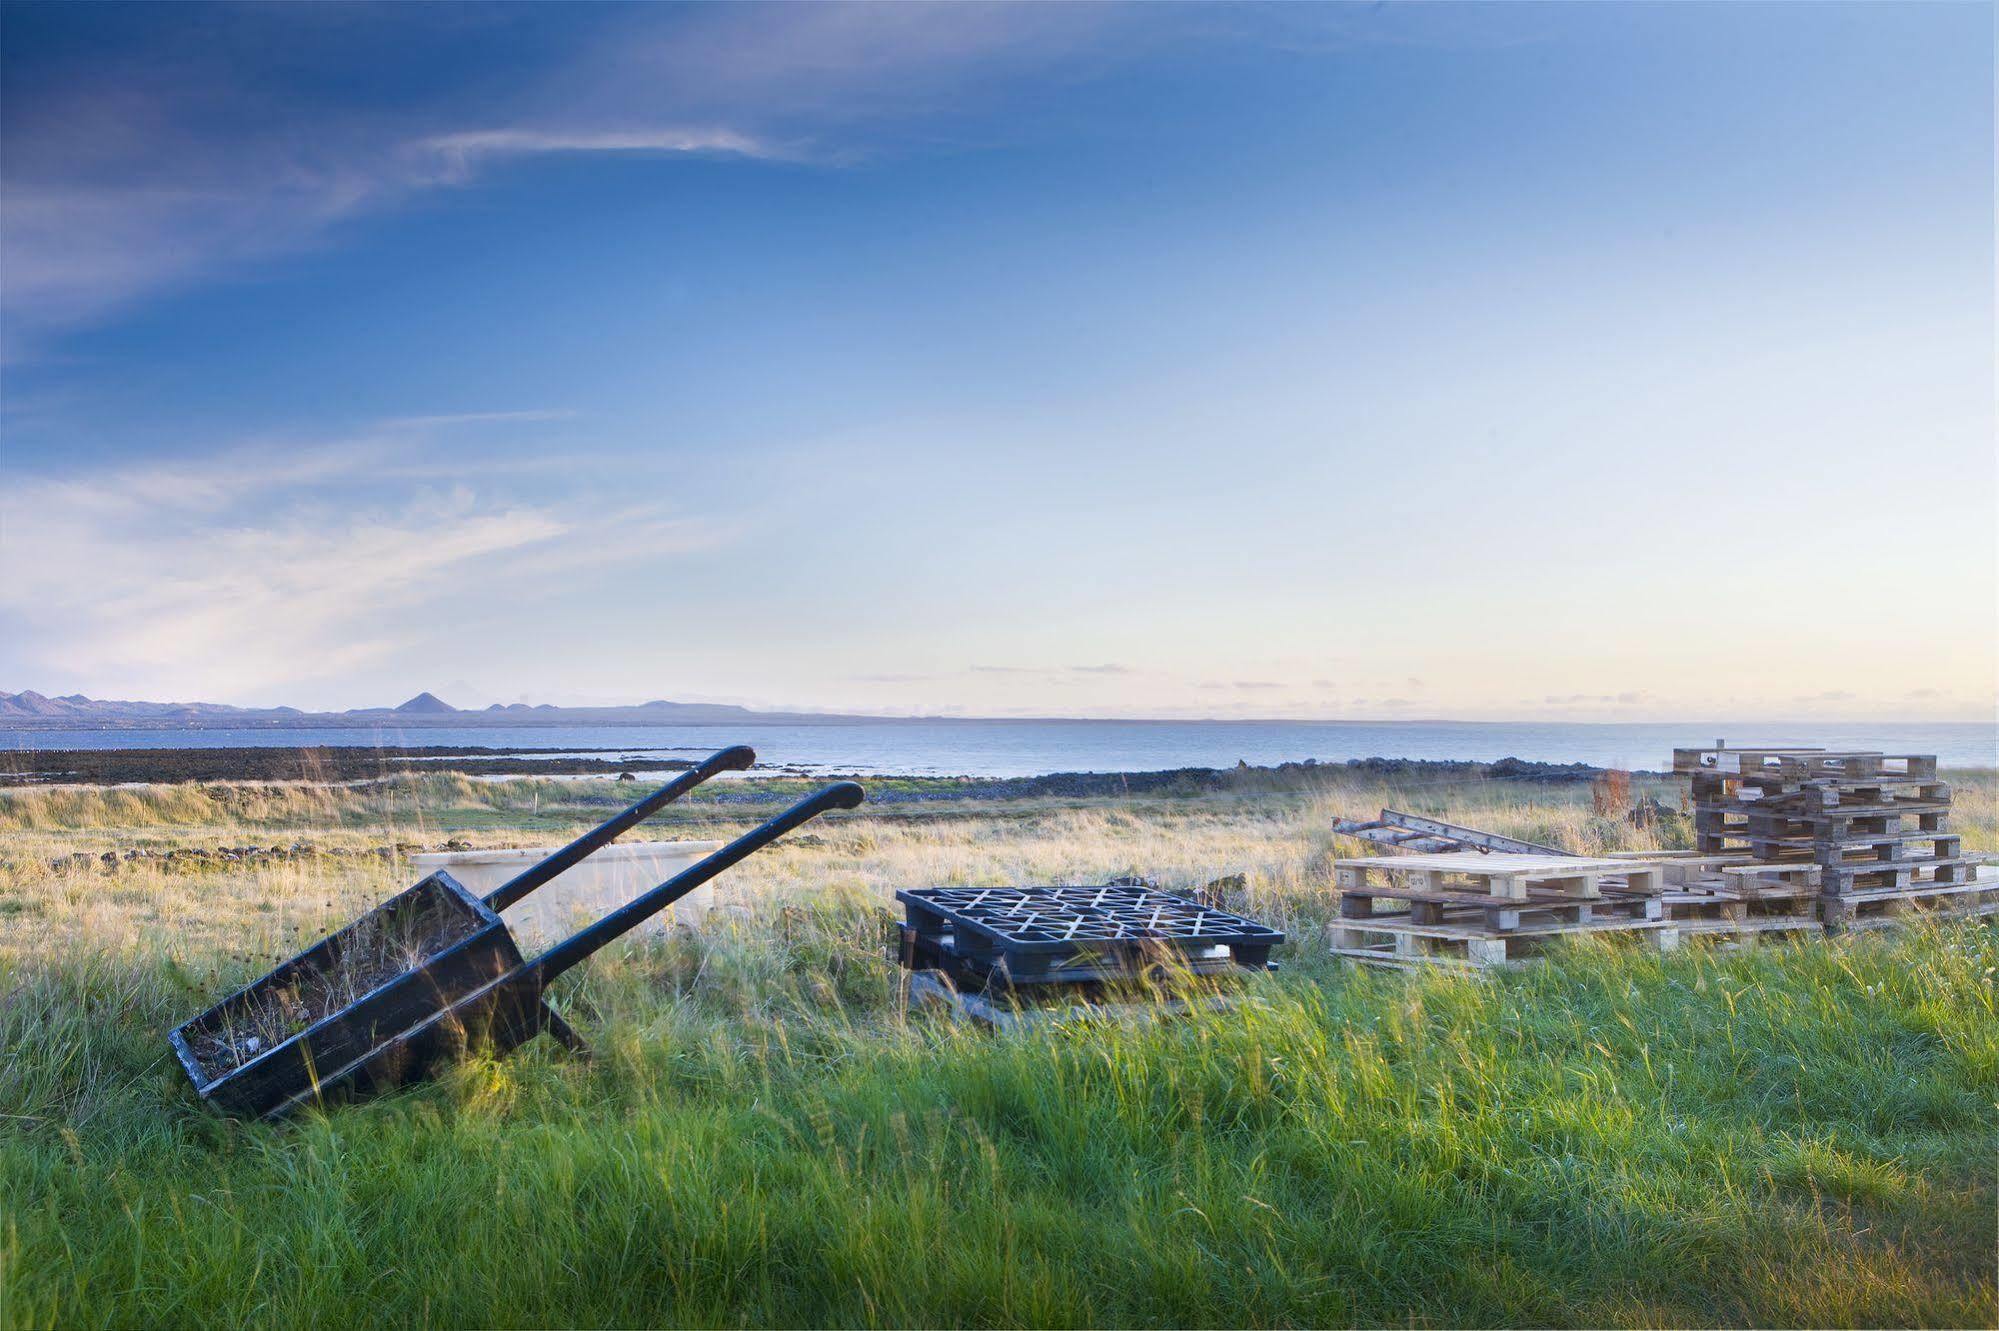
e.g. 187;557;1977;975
528;781;865;983
482;744;755;912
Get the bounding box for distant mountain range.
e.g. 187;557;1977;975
0;689;858;729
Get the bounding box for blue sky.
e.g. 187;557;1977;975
1;2;1991;720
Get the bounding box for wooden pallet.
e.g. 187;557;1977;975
1333;853;1666;902
1695;801;1951;831
1329;916;1679;970
1793;783;1951;813
1330;854;1673;971
1695;816;1953;861
1690;776;1949;810
1606;851;1752;890
1665;901;1822;938
1811;831;1960;858
1818;856;1980;896
1704;834;1963;866
1674;748;1937;782
1721;863;1821;891
1673;746;1832;776
1689;780;1939;803
1664;864;1823;937
1335;881;1661;933
1820;872;1999;931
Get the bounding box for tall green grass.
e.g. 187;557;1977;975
1;774;1994;1327
2;918;1993;1328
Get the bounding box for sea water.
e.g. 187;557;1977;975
5;719;1992;778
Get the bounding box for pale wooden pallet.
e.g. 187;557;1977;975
1689;784;1952;824
1335;881;1662;934
1696;823;1953;861
1794;783;1952;813
1605;851;1753;891
1835;896;1999;932
1695;791;1951;821
1819;857;1980;895
1809;831;1961;857
1329;916;1679;970
1673;746;1833;776
1666;858;1818;910
1664;885;1823;938
1820;872;1999;930
1673;749;1937;782
1333;853;1666;902
1721;863;1821;891
1674;913;1824;939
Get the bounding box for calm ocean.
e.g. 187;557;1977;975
3;719;1992;778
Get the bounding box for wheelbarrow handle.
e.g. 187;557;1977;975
526;780;865;984
481;744;756;912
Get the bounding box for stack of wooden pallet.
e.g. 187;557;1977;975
1673;747;1996;931
1328;853;1673;970
1608;851;1825;939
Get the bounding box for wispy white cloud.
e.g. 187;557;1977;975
0;432;719;699
1;3;1352;357
414;127;784;182
2;121;764;355
967;663;1140;679
0;5;1124;357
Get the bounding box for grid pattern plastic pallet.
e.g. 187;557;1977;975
896;885;1283;987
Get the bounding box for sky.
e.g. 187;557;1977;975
1;1;1992;722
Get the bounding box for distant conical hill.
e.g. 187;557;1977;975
393;692;457;714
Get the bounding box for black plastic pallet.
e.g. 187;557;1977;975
896;885;1282;987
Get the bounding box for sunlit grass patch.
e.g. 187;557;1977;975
0;774;1993;1326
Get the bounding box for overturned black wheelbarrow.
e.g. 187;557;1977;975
168;745;863;1120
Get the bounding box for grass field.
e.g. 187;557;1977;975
2;769;1995;1328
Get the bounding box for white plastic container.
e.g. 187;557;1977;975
408;840;724;952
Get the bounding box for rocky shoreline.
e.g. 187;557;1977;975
0;745;701;787
711;756;1620;805
1;744;1622;793
44;839;468;872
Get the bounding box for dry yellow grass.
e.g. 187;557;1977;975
1;769;1994;1327
2;768;1991;967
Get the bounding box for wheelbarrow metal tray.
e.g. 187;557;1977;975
167;752;862;1121
168;870;525;1119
